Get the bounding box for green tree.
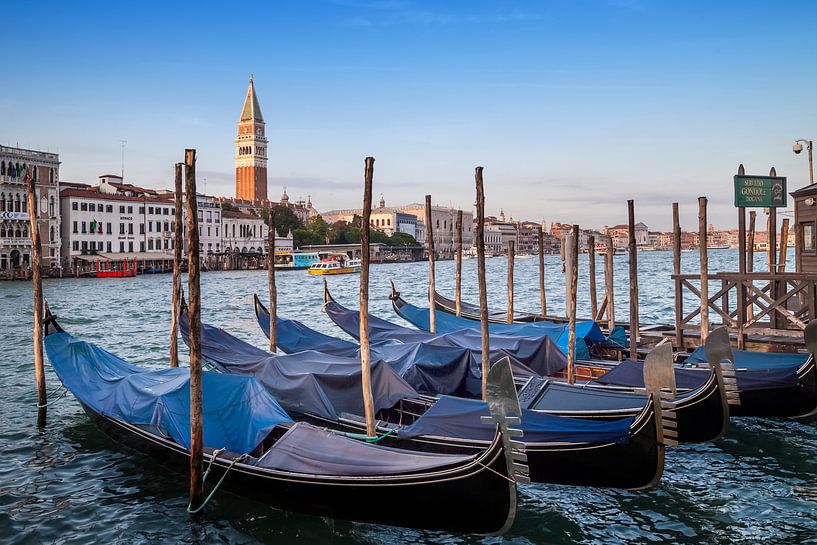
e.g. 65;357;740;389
260;205;303;237
389;231;418;246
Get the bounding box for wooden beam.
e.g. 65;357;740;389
24;167;46;424
627;200;639;357
170;163;183;368
425;195;436;333
183;149;203;511
359;157;376;437
605;235;615;331
672;202;682;347
455;209;463;316
507;239;515;323
778;218;790;273
474;167;490;401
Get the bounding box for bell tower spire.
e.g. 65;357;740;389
235;74;268;201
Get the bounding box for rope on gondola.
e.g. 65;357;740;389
37;385;68;408
187;449;249;514
341;427;399;443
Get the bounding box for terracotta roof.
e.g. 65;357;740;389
222;209;261;220
60;187;171;204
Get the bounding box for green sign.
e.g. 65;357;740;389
734;175;787;207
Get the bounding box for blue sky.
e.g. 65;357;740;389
3;0;816;230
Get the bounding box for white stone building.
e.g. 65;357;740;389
221;209;293;254
1;145;61;270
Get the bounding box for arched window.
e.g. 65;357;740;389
50;226;54;242
22;228;27;238
49;197;55;217
21;195;26;213
32;167;37;181
0;227;5;237
0;193;4;212
49;168;54;183
14;194;21;212
1;161;5;175
15;228;21;238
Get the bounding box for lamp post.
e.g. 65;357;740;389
793;139;814;184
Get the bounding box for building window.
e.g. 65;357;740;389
81;222;86;234
119;241;125;253
148;239;154;250
148;221;152;232
106;222;112;234
81;241;87;251
128;223;133;235
72;202;78;211
128;242;133;252
139;206;145;214
120;224;125;235
148;207;154;214
120;206;125;213
73;221;78;234
97;204;103;212
81;202;87;211
73;241;79;251
164;208;169;216
140;224;145;235
207;227;211;237
106;205;113;213
215;227;218;237
141;241;146;252
803;222;816;254
50;197;55;217
49;168;55;183
107;241;112;253
127;206;133;214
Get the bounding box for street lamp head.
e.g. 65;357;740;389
793;142;804;154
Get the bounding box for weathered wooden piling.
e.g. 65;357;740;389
267;210;277;353
455;209;463;316
567;225;579;384
25;167;47;423
183;149;204;511
698;196;709;343
507;240;515;323
474;167;490;401
588;235;598;320
605;235;615;330
627;200;639;358
424;195;436;333
169;163;183;368
673;202;682;347
538;225;547;316
748;211;756;272
359;157;377;436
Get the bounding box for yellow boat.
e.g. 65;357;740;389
307;258;361;275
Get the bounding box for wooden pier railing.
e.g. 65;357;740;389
673;272;817;349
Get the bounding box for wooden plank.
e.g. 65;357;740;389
359;157;376;436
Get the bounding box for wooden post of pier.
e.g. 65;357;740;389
267;209;277;352
455;209;463;316
588;235;598;320
424;195;436;333
538;224;547;317
169;163;183;368
768;167;779;328
736;164;747;348
747;210;756;322
25;167;47;423
474;167;490;401
605;236;615;331
672;202;683;347
183;149;203;512
698;196;709;344
507;240;515;323
359;157;376;437
567;225;579;384
778;218;790;273
627;200;639;358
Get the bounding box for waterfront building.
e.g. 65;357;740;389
515;221;540;254
0;145;61;271
221;209;293;255
216;189;313;225
235;75;268;202
484;212;517;255
182;193;222;256
605;222;649;249
60;175;174;267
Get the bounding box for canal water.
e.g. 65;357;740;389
1;250;815;544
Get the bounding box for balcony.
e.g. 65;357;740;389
0;237;31;246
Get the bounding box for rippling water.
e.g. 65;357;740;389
1;250;815;544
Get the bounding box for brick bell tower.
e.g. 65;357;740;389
235;74;268;201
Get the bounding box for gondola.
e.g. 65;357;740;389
41;305;521;535
401;286;817;419
256;292;728;444
184;303;666;489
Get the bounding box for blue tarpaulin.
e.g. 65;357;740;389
686;346;808;369
391;297;606;359
401;395;634;444
44;331;292;455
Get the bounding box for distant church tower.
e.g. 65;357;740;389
235;75;268;201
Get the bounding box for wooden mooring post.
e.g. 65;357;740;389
538;224;547;316
507;240;515;323
183;149;204;512
424;195;436;333
627;200;639;358
169;163;183;368
567;225;579;384
698;196;709;344
778;218;790;273
359;157;376;437
474;167;490;401
455;209;463;316
588;234;598;320
605;236;615;331
267;209;277;352
25;167;47;423
672;202;683;347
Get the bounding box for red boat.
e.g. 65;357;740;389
95;258;137;278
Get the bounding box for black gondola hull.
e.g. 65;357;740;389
729;359;817;418
80;403;516;535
